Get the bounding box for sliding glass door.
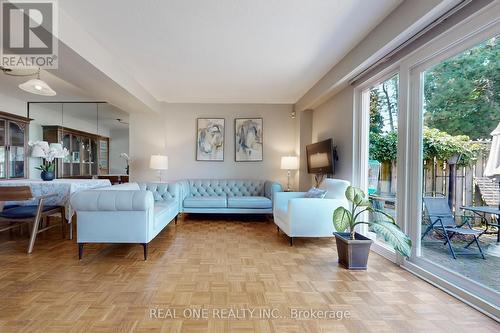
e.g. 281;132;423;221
412;35;500;299
354;5;500;314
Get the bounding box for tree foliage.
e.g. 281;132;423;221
370;75;399;133
368;37;497;164
369;127;482;166
423;37;500;140
369;131;398;162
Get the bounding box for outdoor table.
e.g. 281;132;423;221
460;205;500;243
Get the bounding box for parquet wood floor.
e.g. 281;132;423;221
0;215;497;333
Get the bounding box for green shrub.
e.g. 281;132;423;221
369;127;482;166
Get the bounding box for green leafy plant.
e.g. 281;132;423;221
369;131;398;162
35;163;55;173
422;127;482;166
332;186;412;257
369;127;482;166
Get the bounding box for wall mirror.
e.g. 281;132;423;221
28;102;129;179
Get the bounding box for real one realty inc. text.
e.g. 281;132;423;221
149;307;351;320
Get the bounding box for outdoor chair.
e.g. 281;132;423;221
0;186;65;253
422;197;485;259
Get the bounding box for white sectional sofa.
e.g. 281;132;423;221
70;182;180;260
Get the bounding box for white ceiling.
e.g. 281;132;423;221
0;69;93;103
59;0;402;104
0;70;129;130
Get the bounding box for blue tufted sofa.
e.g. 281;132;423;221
179;179;282;214
70;182;180;260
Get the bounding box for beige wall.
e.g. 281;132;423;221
129;103;297;188
109;128;129;174
311;86;354;183
0;92;27;117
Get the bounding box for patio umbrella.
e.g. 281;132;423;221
485;122;500;209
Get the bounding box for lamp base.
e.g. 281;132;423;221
286;170;291;191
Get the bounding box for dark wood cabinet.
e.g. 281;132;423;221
42;126;109;178
0;111;31;179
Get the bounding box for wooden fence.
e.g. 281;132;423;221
379;141;494;213
422;141;492;212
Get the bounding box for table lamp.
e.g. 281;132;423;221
31;141;49;158
281;156;299;191
150;155;168;182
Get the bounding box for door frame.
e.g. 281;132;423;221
352;1;500;318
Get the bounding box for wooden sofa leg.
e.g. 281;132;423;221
142;243;148;261
290;237;293;246
78;243;84;260
276;226;279;234
174;215;178;225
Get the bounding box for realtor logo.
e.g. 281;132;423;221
1;0;58;68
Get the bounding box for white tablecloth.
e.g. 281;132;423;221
0;179;111;221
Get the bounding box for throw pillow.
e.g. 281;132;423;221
304;187;327;198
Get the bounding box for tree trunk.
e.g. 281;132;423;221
382;82;394;131
379;161;392;195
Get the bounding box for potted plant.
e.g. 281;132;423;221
120;152;130;175
29;141;69;181
332;186;411;270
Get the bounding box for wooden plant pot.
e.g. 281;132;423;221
334;232;373;270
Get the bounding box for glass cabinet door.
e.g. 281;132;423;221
81;137;91;176
8;121;25;178
99;139;108;174
62;133;71;177
0;120;6;178
90;139;98;175
71;134;81;176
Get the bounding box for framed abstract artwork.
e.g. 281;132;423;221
235;118;263;162
196;118;225;161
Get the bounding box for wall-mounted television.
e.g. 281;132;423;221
306;138;336;174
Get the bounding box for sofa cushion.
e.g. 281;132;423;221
183;195;227;208
154;200;178;227
304;187;327;198
188;179;265;197
227;196;272;209
96;182;140;191
139;183;177;201
318;179;350;199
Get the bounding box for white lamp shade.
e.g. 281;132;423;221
150;155;168;170
31;145;47;158
19;78;56;96
30;141;49;158
49;143;67;158
280;156;299;170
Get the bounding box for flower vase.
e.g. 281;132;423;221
41;171;55;181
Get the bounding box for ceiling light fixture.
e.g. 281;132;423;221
18;69;56;96
116;118;129;125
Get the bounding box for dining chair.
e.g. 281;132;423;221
0;186;65;253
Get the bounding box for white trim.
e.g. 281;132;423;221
353;66;402;258
402;1;500;313
371;242;397;262
403;260;500;321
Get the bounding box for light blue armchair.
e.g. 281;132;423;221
273;179;350;245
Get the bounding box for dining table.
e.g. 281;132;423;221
0;178;111;238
